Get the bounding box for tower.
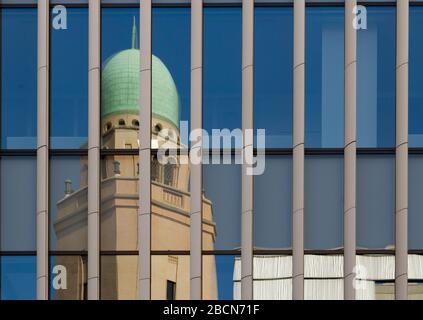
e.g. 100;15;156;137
53;21;217;300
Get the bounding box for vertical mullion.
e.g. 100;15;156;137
88;0;100;300
139;0;152;300
36;0;49;300
241;0;254;300
293;0;305;301
395;0;409;300
344;0;357;301
190;0;203;300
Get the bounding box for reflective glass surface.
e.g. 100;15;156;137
204;8;242;149
357;7;396;147
50;8;88;149
305;155;343;250
1;9;37;149
50;156;88;251
306;7;344;148
1;256;36;300
1;156;36;251
254;7;293;148
254;156;292;249
357;155;395;249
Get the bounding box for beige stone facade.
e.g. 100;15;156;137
53;115;217;300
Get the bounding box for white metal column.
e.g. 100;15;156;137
139;0;152;300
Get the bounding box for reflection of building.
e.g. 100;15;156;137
53;25;217;300
233;255;423;300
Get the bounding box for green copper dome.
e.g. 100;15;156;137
101;48;180;128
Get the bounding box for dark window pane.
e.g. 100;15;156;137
50;156;88;251
203;158;241;250
254;156;292;249
305;155;343;250
204;255;237;300
1;9;37;149
254;7;293;148
204;8;242;149
409;155;423;249
1;157;36;251
51;8;88;149
1;256;36;300
357;155;395;249
49;255;87;300
357;7;396;147
166;280;176;300
306;7;344;148
409;7;423;146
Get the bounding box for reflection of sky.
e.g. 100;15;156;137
409;7;423;146
215;256;235;300
1;9;37;149
203;161;241;250
1;157;36;251
357;7;395;147
1;257;36;300
306;7;344;148
51;8;88;149
203;8;241;149
254;8;293;148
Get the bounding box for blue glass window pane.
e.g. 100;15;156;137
305;155;344;250
409;155;423;249
1;9;37;149
1;256;36;300
1;157;36;251
357;7;396;147
254;7;293;148
409;7;423;146
204;255;237;300
254;156;292;249
50;157;87;251
51;8;88;149
153;7;190;125
357;155;395;249
306;7;344;148
204;8;242;149
203;160;241;250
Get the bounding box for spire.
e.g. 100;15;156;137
131;16;138;49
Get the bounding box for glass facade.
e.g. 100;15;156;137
1;8;37;149
1;1;423;301
357;7;396;148
306;7;344;148
50;8;88;149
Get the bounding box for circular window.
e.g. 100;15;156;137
118;119;125;126
132;119;140;127
105;122;112;132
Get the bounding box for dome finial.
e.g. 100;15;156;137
131;16;138;49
